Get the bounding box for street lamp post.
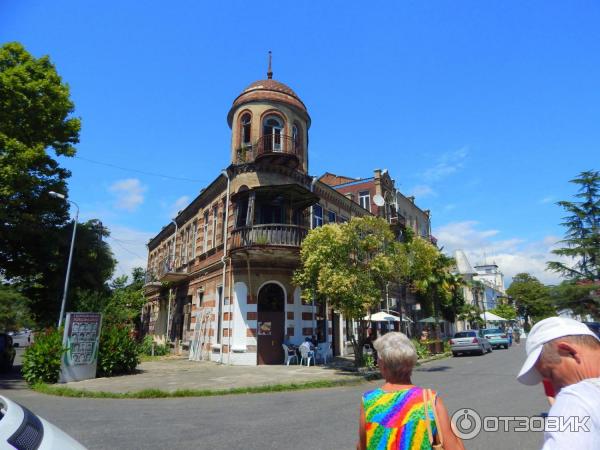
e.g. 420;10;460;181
49;191;79;328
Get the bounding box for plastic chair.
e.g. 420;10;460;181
282;344;298;366
299;345;313;366
363;344;373;356
316;342;331;364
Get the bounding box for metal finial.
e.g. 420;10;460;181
267;51;273;79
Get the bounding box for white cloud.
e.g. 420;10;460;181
423;147;468;182
109;178;147;211
433;221;569;285
409;184;437;198
106;224;155;279
540;196;554;204
169;195;191;218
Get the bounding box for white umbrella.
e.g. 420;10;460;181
480;311;508;322
363;311;401;322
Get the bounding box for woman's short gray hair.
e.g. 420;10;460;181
373;332;417;380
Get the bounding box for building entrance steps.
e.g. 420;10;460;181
61;356;359;394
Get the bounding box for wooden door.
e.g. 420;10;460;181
257;283;285;365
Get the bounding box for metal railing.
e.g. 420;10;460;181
236;134;300;163
230;224;307;249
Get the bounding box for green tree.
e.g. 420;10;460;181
103;268;146;327
547;170;600;316
489;303;517;321
506;273;555;326
458;304;484;329
293;217;397;366
0;42;81;282
18;220;115;326
547;170;599;281
0;285;34;331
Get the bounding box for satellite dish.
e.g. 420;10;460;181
373;194;385;207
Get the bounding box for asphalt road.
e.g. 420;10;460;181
1;345;549;449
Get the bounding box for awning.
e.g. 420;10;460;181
363;311;412;322
481;312;508;322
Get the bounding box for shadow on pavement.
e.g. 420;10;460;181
414;365;451;373
0;362;27;391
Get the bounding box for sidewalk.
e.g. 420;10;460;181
62;356;361;394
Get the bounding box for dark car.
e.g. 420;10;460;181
0;333;16;372
583;322;600;339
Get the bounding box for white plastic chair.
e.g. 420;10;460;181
282;344;298;366
363;344;373;356
299;345;313;366
316;342;331;364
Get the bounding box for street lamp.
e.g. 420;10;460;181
49;191;79;328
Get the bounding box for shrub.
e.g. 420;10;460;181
411;339;431;360
22;328;65;385
139;335;169;356
97;325;140;377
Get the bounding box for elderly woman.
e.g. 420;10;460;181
358;332;464;450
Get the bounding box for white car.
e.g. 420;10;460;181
0;395;86;449
8;330;32;348
449;330;493;356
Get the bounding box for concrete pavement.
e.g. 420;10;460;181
61;356;361;393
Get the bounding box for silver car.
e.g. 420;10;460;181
449;330;493;356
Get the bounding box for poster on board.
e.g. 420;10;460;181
59;312;102;383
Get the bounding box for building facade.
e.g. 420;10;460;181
142;70;374;365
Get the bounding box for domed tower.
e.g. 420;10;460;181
227;53;310;173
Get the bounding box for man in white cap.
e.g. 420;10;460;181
517;317;600;449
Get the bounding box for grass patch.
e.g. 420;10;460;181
32;378;365;399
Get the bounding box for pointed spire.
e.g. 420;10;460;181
267;51;273;79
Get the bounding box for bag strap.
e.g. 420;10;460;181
428;389;444;446
422;389;444;447
422;389;434;445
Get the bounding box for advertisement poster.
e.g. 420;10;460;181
258;321;272;336
59;312;102;383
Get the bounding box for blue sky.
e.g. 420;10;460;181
2;1;599;284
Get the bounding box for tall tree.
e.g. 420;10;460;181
293;217;398;365
546;170;600;317
0;285;34;331
18;220;115;326
547;170;600;281
0;42;80;281
506;273;555;326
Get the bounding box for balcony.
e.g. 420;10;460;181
236;134;301;169
230;224;307;250
153;256;189;283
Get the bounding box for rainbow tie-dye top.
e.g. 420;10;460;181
362;387;437;450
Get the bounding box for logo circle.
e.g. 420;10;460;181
451;408;482;440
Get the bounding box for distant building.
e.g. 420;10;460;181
454;251;507;330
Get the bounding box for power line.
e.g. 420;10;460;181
73;155;210;183
108;236;147;260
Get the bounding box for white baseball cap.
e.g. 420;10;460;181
517;317;600;385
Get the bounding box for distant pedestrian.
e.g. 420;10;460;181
517;317;600;449
358;332;465;450
507;325;514;346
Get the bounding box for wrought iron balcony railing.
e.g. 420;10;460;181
230;224;307;250
236;134;300;163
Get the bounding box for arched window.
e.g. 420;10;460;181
263;115;283;152
292;123;300;150
240;113;252;146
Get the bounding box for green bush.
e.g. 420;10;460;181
97;325;140;377
139;335;169;356
22;328;65;385
411;339;431;360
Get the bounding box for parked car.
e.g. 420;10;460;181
482;328;510;349
8;329;32;347
0;395;86;449
0;334;16;372
583;322;600;339
449;330;492;356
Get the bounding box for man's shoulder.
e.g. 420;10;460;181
551;378;600;416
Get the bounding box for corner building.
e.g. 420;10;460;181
142;71;372;365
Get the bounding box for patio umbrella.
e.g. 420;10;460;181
480;312;508;322
418;316;445;323
363;311;400;322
